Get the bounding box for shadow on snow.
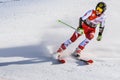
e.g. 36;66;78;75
0;41;56;66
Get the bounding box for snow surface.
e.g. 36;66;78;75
0;0;120;80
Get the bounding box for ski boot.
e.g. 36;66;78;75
72;48;81;59
56;44;66;63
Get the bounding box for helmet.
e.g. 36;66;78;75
96;2;107;13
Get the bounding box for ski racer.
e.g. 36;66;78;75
56;2;107;63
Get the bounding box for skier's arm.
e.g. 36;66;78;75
78;17;83;28
76;17;84;34
97;16;105;41
78;10;92;29
77;10;92;34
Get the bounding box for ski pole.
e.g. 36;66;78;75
58;20;76;30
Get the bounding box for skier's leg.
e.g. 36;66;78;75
78;38;91;50
70;31;81;42
57;39;72;53
57;31;81;53
56;39;72;61
74;32;95;57
73;38;90;58
57;31;82;60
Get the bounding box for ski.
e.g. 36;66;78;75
58;59;66;64
71;54;93;65
58;54;66;63
52;52;93;64
79;59;93;64
52;53;66;64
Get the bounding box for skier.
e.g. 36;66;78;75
56;2;107;63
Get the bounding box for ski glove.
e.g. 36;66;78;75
76;27;84;34
97;35;102;41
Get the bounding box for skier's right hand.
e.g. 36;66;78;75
76;27;84;34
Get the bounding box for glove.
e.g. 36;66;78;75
97;35;102;41
76;27;84;34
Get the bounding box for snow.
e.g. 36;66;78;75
0;0;120;80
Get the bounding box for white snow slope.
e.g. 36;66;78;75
0;0;120;80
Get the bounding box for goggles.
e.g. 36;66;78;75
96;7;103;13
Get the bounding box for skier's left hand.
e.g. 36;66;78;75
76;27;84;34
97;35;102;41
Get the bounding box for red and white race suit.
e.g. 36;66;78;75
58;9;106;52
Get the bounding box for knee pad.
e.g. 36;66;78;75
87;33;94;40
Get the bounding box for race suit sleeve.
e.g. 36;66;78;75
98;14;106;36
79;10;92;28
81;10;93;20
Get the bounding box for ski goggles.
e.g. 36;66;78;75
96;7;103;13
